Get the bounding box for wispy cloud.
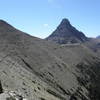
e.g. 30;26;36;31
43;24;49;28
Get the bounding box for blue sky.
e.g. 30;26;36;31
0;0;100;38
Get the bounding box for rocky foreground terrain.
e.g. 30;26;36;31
0;19;100;100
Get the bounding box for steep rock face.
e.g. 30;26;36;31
0;20;100;100
46;19;88;44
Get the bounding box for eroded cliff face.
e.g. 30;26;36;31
0;20;100;100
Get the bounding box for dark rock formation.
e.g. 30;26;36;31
46;18;88;44
0;81;3;94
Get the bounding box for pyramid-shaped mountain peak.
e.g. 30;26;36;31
57;18;71;29
46;18;88;44
60;18;70;25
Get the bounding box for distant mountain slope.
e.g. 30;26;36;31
0;20;100;100
96;35;100;39
46;19;88;44
85;38;100;57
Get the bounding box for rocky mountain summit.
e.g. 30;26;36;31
0;20;100;100
46;19;88;44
